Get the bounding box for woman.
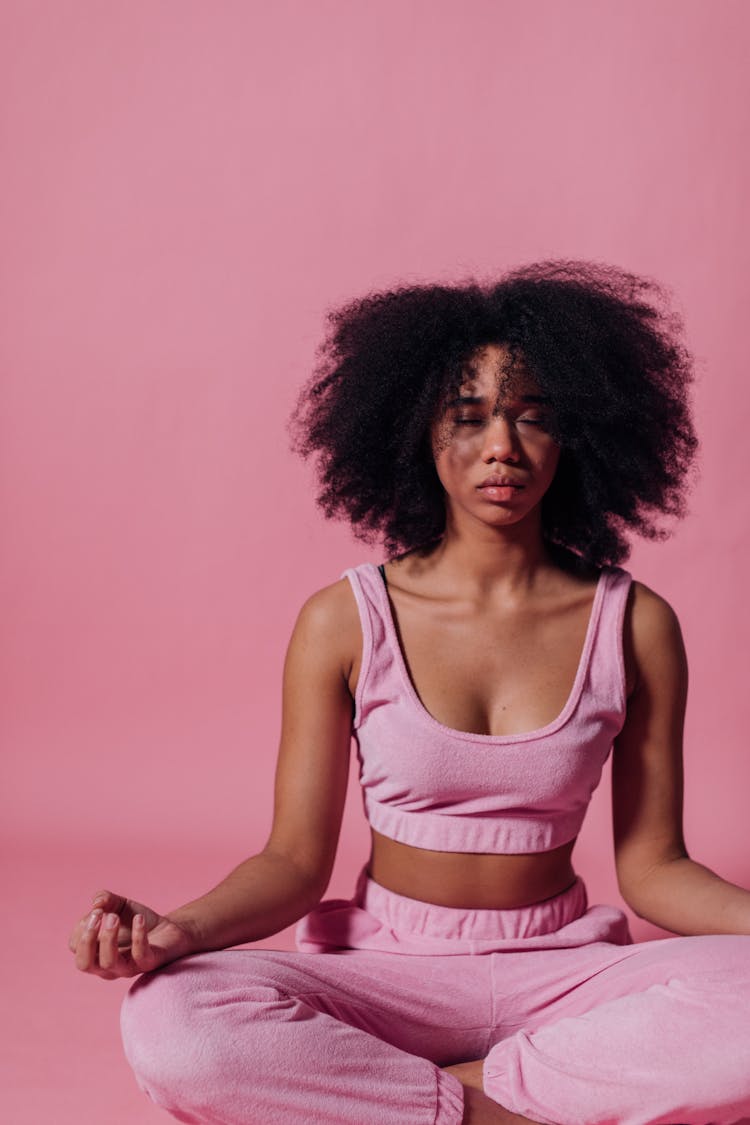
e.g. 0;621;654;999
70;259;750;1125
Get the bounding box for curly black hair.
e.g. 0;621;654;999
289;258;699;567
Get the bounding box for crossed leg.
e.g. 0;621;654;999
120;934;750;1125
121;946;489;1124
480;933;750;1125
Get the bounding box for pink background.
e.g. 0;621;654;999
2;1;749;1121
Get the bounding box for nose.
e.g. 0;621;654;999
481;415;520;463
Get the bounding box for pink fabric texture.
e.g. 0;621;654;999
344;563;632;853
121;868;750;1124
296;866;632;954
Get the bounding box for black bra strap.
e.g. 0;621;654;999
377;563;387;589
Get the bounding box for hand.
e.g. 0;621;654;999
69;890;196;980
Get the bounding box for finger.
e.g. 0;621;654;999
91;889;126;913
74;909;104;971
97;913;123;972
130;913;158;971
71;899;107;951
69;919;86;953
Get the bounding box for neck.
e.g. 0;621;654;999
426;509;555;595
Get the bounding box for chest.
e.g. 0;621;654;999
388;591;597;738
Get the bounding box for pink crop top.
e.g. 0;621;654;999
343;562;632;854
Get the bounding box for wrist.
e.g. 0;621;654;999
162;910;207;956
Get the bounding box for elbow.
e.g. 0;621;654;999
615;872;643;917
616;848;690;920
616;869;664;922
261;842;332;904
618;886;649;920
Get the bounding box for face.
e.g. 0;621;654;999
430;343;561;531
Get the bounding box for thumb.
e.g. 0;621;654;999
91;889;126;913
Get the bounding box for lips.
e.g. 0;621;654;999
478;476;523;488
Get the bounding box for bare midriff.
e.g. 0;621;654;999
367;829;578;910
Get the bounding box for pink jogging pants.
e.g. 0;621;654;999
120;867;750;1125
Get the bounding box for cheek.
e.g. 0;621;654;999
528;438;562;478
432;436;475;486
431;448;453;490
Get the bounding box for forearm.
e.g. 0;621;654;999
165;848;325;954
624;855;750;936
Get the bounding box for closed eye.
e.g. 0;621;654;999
453;414;550;428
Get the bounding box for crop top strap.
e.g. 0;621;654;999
341;565;384;728
593;565;633;713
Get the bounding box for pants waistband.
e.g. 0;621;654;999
354;867;589;942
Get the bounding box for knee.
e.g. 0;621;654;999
120;951;288;1110
674;934;750;986
120;954;210;1099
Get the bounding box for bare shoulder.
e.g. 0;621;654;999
623;578;687;697
627;578;684;645
291;576;361;677
296;576;359;629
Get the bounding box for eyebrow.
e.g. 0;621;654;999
446;394;551;406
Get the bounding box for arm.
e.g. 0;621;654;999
167;579;357;951
612;581;750;936
72;578;359;976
